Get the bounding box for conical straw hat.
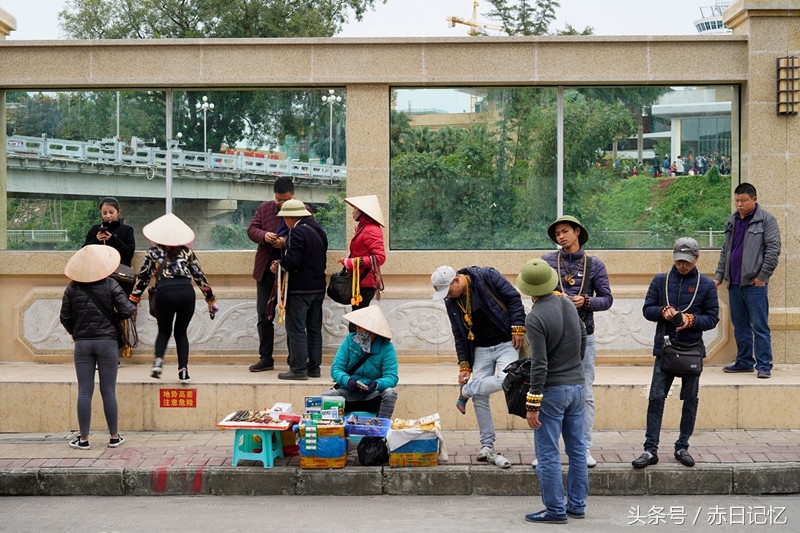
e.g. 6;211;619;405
344;195;385;227
342;305;393;340
142;213;195;246
64;244;121;283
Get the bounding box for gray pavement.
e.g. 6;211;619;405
1;495;799;532
1;428;799;497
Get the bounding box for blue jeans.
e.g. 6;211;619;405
728;284;773;372
285;292;324;375
534;384;588;517
644;357;699;453
462;341;518;448
582;333;596;449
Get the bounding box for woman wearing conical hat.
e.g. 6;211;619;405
129;213;218;384
60;245;136;450
321;305;398;419
341;195;386;326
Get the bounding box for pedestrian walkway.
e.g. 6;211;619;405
1;428;798;496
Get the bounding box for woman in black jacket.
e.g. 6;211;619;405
60;245;135;450
82;197;136;295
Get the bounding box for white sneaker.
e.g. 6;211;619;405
586;450;597;468
476;445;494;462
531;458;538;468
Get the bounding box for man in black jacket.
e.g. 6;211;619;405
272;199;328;380
432;265;526;468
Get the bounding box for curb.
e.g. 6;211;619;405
2;463;799;496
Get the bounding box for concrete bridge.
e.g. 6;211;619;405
6;135;345;204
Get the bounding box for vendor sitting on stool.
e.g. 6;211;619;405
322;305;398;419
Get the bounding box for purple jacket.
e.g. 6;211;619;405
541;249;613;333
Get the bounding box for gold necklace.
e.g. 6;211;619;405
455;275;474;341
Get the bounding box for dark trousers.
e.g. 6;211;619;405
154;278;195;370
285;292;324;375
256;268;277;365
644;357;699;453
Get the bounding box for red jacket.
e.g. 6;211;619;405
348;217;385;289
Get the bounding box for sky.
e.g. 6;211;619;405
5;0;713;40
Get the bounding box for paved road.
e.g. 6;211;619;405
1;495;797;532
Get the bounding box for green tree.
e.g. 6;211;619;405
484;0;560;35
60;0;386;39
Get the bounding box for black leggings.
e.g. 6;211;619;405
154;278;196;369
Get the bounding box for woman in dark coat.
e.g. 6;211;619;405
83;197;136;295
60;245;135;450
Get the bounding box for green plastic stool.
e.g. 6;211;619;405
231;428;284;468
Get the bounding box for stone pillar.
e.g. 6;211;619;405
725;1;800;363
0;90;6;249
0;8;16;40
343;84;391;244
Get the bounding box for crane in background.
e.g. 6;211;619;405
447;0;503;36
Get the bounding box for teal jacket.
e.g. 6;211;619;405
330;334;399;391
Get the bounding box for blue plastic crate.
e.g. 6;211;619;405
344;415;391;438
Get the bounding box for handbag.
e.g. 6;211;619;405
660;340;703;377
327;266;355;305
501;357;532;419
659;272;703;377
110;264;135;285
147;259;165;318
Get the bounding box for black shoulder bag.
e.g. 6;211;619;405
659;273;703;377
147;259;165;318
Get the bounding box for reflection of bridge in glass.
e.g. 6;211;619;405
5;135;345;203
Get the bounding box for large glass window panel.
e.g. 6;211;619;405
390;85;737;250
5;88;347;251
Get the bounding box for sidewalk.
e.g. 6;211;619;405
1;428;799;496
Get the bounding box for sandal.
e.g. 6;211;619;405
493;453;511;469
456;384;469;414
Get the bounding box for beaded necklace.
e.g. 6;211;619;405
557;252;587;293
455;275;474;341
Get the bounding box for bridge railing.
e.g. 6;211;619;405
6;135;347;182
7;229;70;243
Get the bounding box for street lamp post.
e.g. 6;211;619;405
321;89;342;165
195;95;215;153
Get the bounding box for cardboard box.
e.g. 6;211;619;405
297;422;347;469
388;434;439;468
389;452;438;468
